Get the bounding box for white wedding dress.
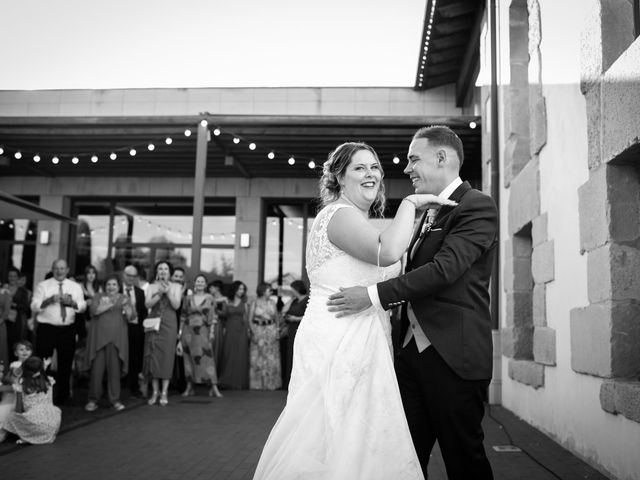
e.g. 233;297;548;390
253;204;424;480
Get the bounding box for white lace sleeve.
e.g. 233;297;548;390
305;204;353;276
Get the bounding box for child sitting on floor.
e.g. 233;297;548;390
0;356;61;444
0;340;33;429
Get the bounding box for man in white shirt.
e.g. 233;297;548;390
31;259;86;405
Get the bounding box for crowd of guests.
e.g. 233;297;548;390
0;259;309;445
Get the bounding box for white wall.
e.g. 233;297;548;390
498;1;640;479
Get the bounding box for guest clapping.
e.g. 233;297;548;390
178;274;222;398
248;283;282;390
85;275;133;412
144;261;182;406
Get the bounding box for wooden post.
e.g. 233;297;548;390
191;122;208;274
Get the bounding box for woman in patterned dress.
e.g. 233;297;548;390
179;274;222;398
1;356;61;444
248;282;281;390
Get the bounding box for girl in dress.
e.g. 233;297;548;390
0;356;61;444
0;340;33;429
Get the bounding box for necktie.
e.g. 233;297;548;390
126;287;137;321
58;281;67;322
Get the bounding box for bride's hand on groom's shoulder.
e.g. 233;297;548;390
327;286;371;318
406;194;458;210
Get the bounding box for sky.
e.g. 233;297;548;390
0;0;426;90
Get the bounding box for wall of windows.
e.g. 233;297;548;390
0;197;38;288
72;198;235;283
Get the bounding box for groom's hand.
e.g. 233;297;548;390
327;287;372;318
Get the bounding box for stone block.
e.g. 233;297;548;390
505;291;532;329
570;304;613;377
504;256;533;293
600;379;640;423
505;235;533;258
606;164;640;243
587;245;612;303
600;0;636;72
508;158;540;235
532;240;554;284
533;327;556;366
571;301;640;378
578;167;608;252
501;327;514;358
583;84;602;170
532;283;546;326
508;359;544;389
610;243;640;301
529;87;547;156
531;213;547;247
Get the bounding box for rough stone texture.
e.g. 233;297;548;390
505;256;534;293
579;0;603;93
584;84;603;170
589;242;640;303
571;301;640;378
587;245;613;304
600;379;640;423
508;359;545;389
606;164;640;244
531;240;554;284
532;283;546;326
533;326;556;366
505;291;533;329
600;0;637;72
508;158;540;235
531;213;547;247
578;166;608;253
527;0;547;156
501;326;534;360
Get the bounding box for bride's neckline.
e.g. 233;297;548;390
336;194;369;217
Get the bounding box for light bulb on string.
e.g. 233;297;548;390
308;160;316;169
249;142;256;150
233;137;240;144
110;152;117;160
288;156;295;165
267;151;275;160
33;154;41;163
129;149;137;156
184;129;192;137
72;156;79;165
165;137;173;145
14;152;22;159
469;121;477;129
52;156;60;164
148;143;155;151
0;147;3;155
91;155;98;163
392;155;400;165
213;128;221;136
200;120;208;128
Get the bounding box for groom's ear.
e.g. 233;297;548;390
436;149;447;165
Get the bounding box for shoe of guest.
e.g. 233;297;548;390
148;391;159;406
113;402;125;411
85;401;98;412
159;392;168;406
209;385;223;398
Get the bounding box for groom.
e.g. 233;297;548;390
328;126;497;479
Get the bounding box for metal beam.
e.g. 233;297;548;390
191;122;208;273
456;4;485;107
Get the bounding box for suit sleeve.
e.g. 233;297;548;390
377;194;498;309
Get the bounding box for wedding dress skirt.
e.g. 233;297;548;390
253;205;423;480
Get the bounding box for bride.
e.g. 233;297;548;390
252;142;455;480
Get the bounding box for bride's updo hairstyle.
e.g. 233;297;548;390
319;142;387;218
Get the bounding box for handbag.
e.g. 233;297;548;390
143;316;161;332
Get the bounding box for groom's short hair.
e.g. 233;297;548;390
413;125;464;167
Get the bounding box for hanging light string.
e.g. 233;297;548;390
0;118;410;169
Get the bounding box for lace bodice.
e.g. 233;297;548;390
306;204;400;297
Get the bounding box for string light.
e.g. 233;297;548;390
0;147;3;155
416;0;438;89
52;156;59;164
233;137;240;144
184;129;192;137
268;151;275;160
249;142;256;150
308;160;316;169
165;137;173;145
393;155;400;164
14;152;22;159
288;157;295;165
72;156;79;165
213;128;221;136
469;121;477;129
147;143;155;151
33;154;41;163
200;120;208;128
129;149;136;156
91;155;98;163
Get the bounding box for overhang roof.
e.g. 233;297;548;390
0;115;481;182
414;0;485;106
0;190;77;223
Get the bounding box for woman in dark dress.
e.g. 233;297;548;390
144;261;182;406
218;281;249;390
5;267;32;353
281;280;309;389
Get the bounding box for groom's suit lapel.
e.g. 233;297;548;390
407;210;428;267
408;181;472;265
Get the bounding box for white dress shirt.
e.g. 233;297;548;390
368;177;463;352
31;277;86;326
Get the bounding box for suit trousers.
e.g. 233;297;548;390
395;338;493;480
35;322;76;405
127;323;145;393
89;343;122;404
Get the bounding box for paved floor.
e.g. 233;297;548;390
2;390;610;480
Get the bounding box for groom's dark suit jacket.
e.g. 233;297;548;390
377;181;498;380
